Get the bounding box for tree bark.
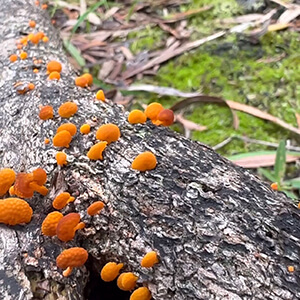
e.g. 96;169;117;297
1;1;300;300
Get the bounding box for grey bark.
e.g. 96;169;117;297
0;0;300;300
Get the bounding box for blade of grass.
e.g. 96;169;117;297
274;140;286;184
63;39;86;67
258;168;277;182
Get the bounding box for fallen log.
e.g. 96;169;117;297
0;1;300;300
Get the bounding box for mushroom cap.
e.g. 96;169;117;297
141;251;159;268
41;211;63;236
80;124;90;134
32;168;47;185
82;73;93;86
0;168;16;196
96;90;105;101
57;123;77;136
157;109;174;126
53;130;72;148
58;102;78;118
100;262;124;282
87;142;107;160
75;76;88;88
56;213;81;242
144;102;164;121
95;124;120;144
117;272;138;291
87;201;105;216
20;51;28;60
48;71;60;80
47;61;62;73
14;173;34;198
39;105;54;120
0;198;33;225
56;247;88;269
128;110;147;124
130;287;151;300
53;192;75;210
56;152;67;166
9;54;18;63
131;152;157;172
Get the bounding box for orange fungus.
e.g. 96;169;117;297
130;287;151;300
0;168;16;196
53;130;72;148
58;102;78;118
87;142;107;160
82;73;93;86
157;109;174;126
141;251;159;268
117;273;138;291
75;76;88;88
80;124;90;134
128;110;147;124
100;262;123;282
47;61;62;73
41;211;63;236
96;90;105;101
39;105;53;120
48;71;60;80
144;102;164;121
96;124;120;144
57;123;77;136
56;152;67;166
53;192;75;210
9;54;18;62
87;201;105;216
20;52;28;60
131;152;157;172
29;20;36;28
0;198;33;225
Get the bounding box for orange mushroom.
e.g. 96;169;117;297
39;105;54;120
80;124;90;134
271;182;278;190
42;36;49;43
56;247;88;277
0;168;16;197
29;34;40;45
32;168;47;185
41;3;48;9
33;68;39;73
130;287;151;300
53;192;75;210
28;83;35;90
75;76;88;88
82;73;93;86
57;123;77;136
87;142;107;160
58;102;78;118
0;198;33;225
56;152;67;166
96;90;105;101
20;52;28;60
117;272;138;291
56;213;85;242
48;71;60;80
41;211;63;236
141;251;159;268
9;54;18;63
96;124;120;144
131;152;157;172
47;61;62;73
87;201;105;216
44;138;50;144
100;262;124;282
157;109;174;126
53;130;72;148
29;20;36;28
144;102;164;121
128;110;147;124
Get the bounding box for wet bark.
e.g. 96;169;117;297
1;0;300;299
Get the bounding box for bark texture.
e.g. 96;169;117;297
1;1;300;300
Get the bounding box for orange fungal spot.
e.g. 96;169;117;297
39;105;54;120
141;251;159;268
271;182;278;190
0;168;16;196
144;102;164;121
117;272;138;291
35;0;40;5
33;68;39;73
0;198;33;225
128;110;147;124
157;109;174;126
82;73;93;86
28;83;35;90
87;142;107;160
130;287;151;300
80;124;90;134
58;102;78;118
44;138;50;144
87;201;105;216
53;130;72;148
53;192;75;210
57;123;77;136
47;61;62;73
56;152;67;166
41;211;63;236
42;3;48;9
20;52;28;60
56;247;88;277
29;20;36;28
75;76;88;88
9;54;18;63
42;36;49;43
100;262;124;282
131;152;157;172
288;265;295;273
96;90;105;101
48;71;60;80
96;124;120;144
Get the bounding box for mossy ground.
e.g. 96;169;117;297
125;0;300;156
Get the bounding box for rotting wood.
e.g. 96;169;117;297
0;1;300;300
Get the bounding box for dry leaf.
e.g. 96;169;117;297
268;23;290;32
98;60;115;80
278;6;300;24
